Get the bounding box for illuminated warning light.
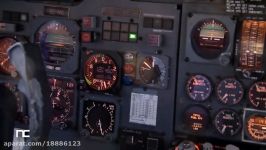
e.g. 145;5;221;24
129;33;138;42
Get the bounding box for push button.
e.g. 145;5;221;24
162;19;173;30
143;17;153;28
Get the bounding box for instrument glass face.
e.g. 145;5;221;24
49;77;75;129
186;75;212;102
184;105;210;132
35;21;75;70
139;56;166;85
239;20;266;70
0;37;16;74
82;100;116;137
191;19;229;59
246;115;266;142
216;78;244;105
214;109;242;136
248;82;266;109
84;53;118;91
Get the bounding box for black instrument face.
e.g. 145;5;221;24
49;77;75;129
35;21;76;71
246;114;266;142
191;19;229;59
184;105;210;132
248;82;266;109
82;100;116;137
84;53;118;91
214;109;242;136
139;56;166;85
186;75;212;102
216;78;244;105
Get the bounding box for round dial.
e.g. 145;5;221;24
216;78;244;105
246;115;266;141
83;101;116;137
139;56;166;85
191;19;229;59
0;37;16;74
248;82;266;109
84;53;118;91
35;21;75;70
214;109;242;136
184;105;210;132
186;75;212;101
49;77;75;129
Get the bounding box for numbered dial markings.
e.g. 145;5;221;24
139;56;166;85
0;37;16;74
216;78;244;105
49;78;75;129
246;115;266;142
84;54;118;91
248;82;266;109
215;109;242;136
191;19;229;59
35;21;75;70
186;75;212;101
83;101;116;137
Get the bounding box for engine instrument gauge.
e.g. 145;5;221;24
84;53;118;91
82;100;116;137
35;21;76;71
248;82;266;109
184;105;210;132
0;37;16;74
216;78;244;105
214;109;242;136
139;56;166;85
191;19;229;59
186;74;212;102
246;114;266;142
237;20;266;79
49;77;75;129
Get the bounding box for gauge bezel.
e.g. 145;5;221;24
216;78;244;105
186;74;213;102
83;53;118;91
185;13;236;65
183;104;210;133
248;81;266;109
80;50;122;95
48;76;78;129
242;108;266;145
214;108;242;136
136;54;169;89
79;94;119;141
31;17;80;74
191;18;230;60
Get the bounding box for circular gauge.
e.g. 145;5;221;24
49;77;75;129
35;21;75;70
139;56;166;85
246;114;266;141
186;74;212;102
0;37;16;74
248;82;266;109
84;53;118;91
83;100;116;137
191;19;229;59
214;109;242;136
184;105;210;132
216;78;244;105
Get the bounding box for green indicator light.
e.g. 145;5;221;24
129;33;137;41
